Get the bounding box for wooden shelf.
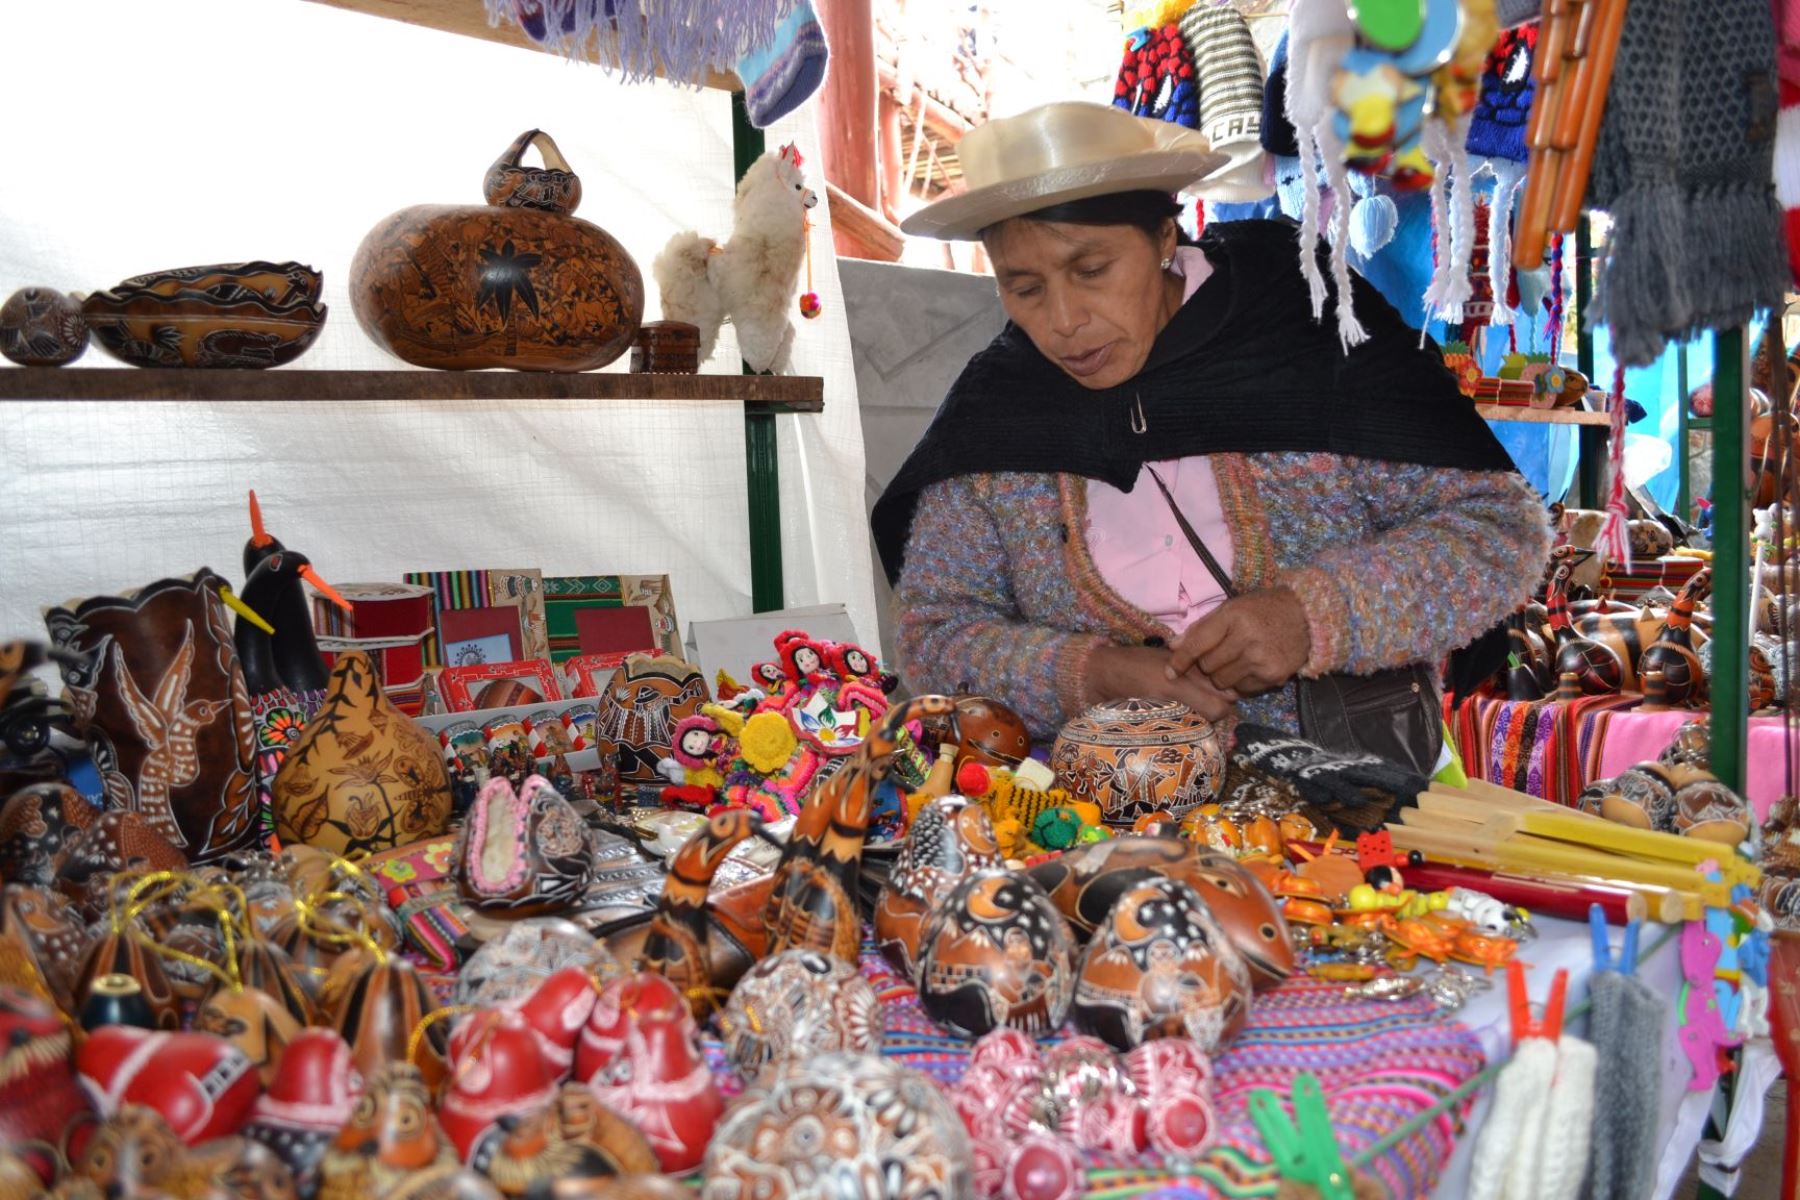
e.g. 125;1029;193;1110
0;368;824;413
1475;404;1612;426
301;0;741;90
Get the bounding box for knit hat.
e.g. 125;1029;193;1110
737;0;830;129
1261;32;1301;157
1284;0;1368;349
1467;25;1538;328
1588;0;1788;368
1113;22;1200;128
1181;3;1274;201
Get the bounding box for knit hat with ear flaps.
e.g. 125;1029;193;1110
1180;2;1274;201
1467;25;1538;328
1588;0;1788;368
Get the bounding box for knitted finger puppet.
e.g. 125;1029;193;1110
1584;911;1665;1200
1467;965;1572;1200
653;144;817;373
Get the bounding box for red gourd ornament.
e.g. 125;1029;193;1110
440;1010;559;1169
76;1025;261;1144
576;971;720;1173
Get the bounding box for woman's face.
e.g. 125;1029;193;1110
985;217;1181;390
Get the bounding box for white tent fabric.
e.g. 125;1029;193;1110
0;0;877;655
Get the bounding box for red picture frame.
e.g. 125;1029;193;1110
438;658;564;713
561;651;654;698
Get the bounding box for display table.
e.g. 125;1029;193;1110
1450;695;1791;820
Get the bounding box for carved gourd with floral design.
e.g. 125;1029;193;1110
272;651;451;857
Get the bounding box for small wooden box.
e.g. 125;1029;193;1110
629;320;701;374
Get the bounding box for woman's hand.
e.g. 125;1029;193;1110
1166;587;1311;696
1086;644;1238;722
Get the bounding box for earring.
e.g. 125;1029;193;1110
1160;257;1173;270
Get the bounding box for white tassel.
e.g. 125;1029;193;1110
1532;1037;1598;1200
1468;1037;1558;1200
1488;159;1527;327
1317;125;1369;350
1437;115;1477;322
1296;129;1330;319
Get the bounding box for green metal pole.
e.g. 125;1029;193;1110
1575;219;1606;509
1676;343;1691;524
732;91;784;613
1711;328;1748;794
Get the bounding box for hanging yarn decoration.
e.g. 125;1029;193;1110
1599;365;1633;570
1545;234;1566;365
485;0;798;86
799;217;821;319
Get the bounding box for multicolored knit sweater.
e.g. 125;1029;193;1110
895;455;1551;739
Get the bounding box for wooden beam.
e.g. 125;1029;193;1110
824;182;905;263
0;368;823;412
301;0;741;90
817;0;880;210
876;62;972;145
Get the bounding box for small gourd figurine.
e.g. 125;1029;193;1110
317;1063;500;1200
1638;570;1710;708
1547;546;1625;696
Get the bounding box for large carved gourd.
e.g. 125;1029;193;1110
43;570;263;864
350;129;643;372
273;651;451;856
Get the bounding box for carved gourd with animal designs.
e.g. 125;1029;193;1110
44;570;263;864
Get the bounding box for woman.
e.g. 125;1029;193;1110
872;102;1551;746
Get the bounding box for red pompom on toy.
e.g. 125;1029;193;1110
956;760;992;797
799;291;822;319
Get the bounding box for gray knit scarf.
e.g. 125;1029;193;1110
1587;0;1787;367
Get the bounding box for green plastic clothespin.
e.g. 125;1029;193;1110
1248;1072;1356;1200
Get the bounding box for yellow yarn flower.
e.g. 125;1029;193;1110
739;711;797;774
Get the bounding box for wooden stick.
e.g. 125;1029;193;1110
1387;824;1728;907
1516;809;1762;882
1550;0;1631;232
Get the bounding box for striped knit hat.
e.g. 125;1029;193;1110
1181;3;1273;201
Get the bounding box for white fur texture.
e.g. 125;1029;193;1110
652;146;815;373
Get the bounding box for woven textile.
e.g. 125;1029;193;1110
1450;694;1641;804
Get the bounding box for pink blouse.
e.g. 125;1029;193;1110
1084;246;1235;638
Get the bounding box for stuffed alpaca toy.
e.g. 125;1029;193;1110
653;142;818;373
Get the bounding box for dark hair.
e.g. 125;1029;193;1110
980;189;1197;246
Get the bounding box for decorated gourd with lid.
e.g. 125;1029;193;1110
1050;699;1224;828
350;129;643;372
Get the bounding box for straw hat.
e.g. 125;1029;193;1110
899;101;1227;240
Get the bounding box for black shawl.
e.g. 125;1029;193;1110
871;218;1519;586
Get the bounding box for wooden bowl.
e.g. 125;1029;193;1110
82;288;326;369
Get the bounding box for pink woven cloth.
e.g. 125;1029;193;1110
1594;711;1796;823
1085;246;1237;638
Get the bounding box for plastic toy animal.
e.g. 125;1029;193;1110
653;143;817;373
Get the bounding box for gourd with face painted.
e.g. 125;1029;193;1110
1072;877;1252;1052
316;1063;501;1200
915;869;1076;1039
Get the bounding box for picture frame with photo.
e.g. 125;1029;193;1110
407;568;551;668
542;574;683;662
438;658;564;714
